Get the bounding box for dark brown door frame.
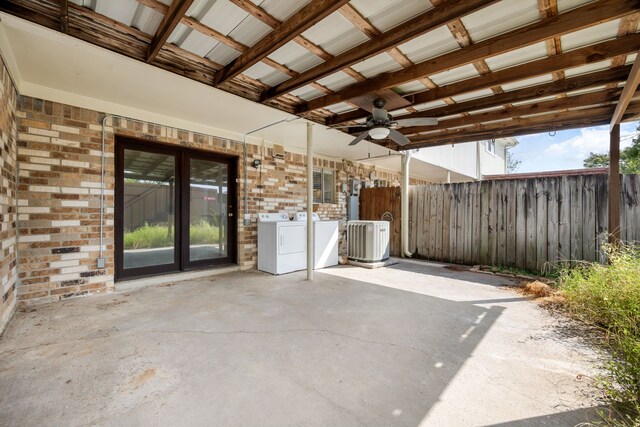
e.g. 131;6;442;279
115;136;238;281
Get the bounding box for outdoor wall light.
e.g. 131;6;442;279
369;127;390;140
251;159;261;168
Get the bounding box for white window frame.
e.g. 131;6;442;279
313;168;335;204
485;139;496;156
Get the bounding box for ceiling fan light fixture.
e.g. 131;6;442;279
369;127;390;140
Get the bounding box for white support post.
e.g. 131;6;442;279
307;123;314;281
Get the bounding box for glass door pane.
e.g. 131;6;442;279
123;149;177;270
188;158;228;263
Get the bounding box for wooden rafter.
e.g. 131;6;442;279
328;65;632;126
262;0;498;102
402;102;640;149
59;0;68;33
401;88;626;135
299;0;639;113
538;0;565;82
147;0;194;62
611;48;640;129
213;0;350;87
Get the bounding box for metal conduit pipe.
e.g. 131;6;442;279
401;153;413;258
241;117;300;225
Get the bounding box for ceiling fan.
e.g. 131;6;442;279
333;98;438;146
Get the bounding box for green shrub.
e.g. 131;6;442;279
124;221;220;249
124;222;173;249
559;243;640;423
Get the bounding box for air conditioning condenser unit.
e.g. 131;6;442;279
347;220;390;263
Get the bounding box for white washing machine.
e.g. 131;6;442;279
257;213;307;275
294;212;339;269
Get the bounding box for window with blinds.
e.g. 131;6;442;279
312;169;335;204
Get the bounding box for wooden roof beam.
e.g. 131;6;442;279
213;0;350;87
610;48;640;129
262;0;498;102
327;65;632;125
147;0;194;62
401;88;625;135
59;0;68;33
402;102;640;149
298;0;639;113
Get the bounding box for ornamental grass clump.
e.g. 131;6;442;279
559;243;640;425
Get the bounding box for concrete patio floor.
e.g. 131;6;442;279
0;261;605;426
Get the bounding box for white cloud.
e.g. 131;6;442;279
511;122;639;173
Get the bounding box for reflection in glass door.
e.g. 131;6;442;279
116;138;237;281
122;148;177;271
187;158;229;264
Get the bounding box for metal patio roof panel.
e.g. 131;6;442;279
325;102;355;114
350;0;433;33
226;13;272;47
397;26;460;65
289;85;326;101
170;23;219;57
557;0;601;13
560;19;621;51
460;0;541;43
500;74;554;91
199;0;251;35
564;60;614;77
93;0;163;36
243;61;289;86
429;63;480;86
350;52;403;78
316;71;359;92
451;88;495;103
483;42;548;71
394;80;429;95
256;0;311;22
301;11;369;56
206;42;241;66
267;41;324;73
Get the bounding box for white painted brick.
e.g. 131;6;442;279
50;259;80;268
31;157;60;165
29;185;59;193
19;235;50;242
80;181;101;188
18;133;49;143
20;164;50;172
19;149;50;157
51;138;80;147
1;236;15;249
52;124;80;134
61;265;89;274
52;220;80;227
29;128;59;137
61;160;89;168
60;187;89;195
20;207;50;214
60;252;89;261
61;200;89;207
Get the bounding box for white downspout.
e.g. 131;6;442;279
306;123;314;281
401;153;413;258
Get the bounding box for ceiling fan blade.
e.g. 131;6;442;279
371;107;388;122
348;132;370;146
388;128;410;146
394;117;438;127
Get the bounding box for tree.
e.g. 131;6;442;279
507;150;521;173
583;125;640;174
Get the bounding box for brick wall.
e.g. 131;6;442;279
0;56;18;333
15;96;416;306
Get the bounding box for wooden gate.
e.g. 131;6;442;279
359;187;401;257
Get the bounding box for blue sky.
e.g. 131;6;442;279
509;121;639;173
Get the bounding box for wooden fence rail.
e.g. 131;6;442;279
360;175;640;272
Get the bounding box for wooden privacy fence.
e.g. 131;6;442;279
360;175;640;272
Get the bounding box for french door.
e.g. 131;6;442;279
115;138;237;280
